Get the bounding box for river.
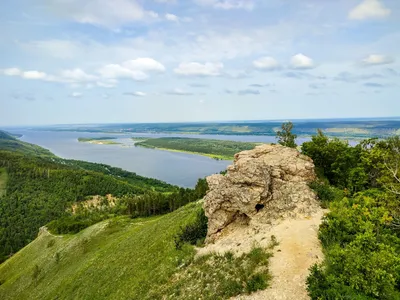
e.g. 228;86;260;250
8;130;311;187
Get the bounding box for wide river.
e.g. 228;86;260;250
9;130;311;187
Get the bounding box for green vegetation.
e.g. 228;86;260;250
0;168;7;197
0;204;198;300
0;130;54;157
149;246;272;299
40;119;400;139
78;137;120;145
276;122;297;148
0;131;210;262
0;203;272;300
131;137;152;141
136;137;259;160
174;208;208;249
303;132;400;299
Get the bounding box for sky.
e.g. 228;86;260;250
1;0;400;126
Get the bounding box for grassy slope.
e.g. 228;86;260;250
0;168;7;197
0;203;200;300
135;137;259;160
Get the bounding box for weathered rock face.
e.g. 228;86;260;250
203;144;319;242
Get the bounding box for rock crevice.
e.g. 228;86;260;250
204;144;319;242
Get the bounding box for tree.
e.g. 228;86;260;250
276;122;297;148
382;136;400;195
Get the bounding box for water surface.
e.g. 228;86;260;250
9;130;313;187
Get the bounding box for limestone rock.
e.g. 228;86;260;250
203;144;319;242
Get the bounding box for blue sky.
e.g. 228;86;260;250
1;0;399;125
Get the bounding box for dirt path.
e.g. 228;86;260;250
198;209;326;300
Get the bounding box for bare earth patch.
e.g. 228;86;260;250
70;194;117;214
198;209;326;300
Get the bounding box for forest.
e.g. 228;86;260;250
296;130;400;299
135;137;259;160
0;131;207;263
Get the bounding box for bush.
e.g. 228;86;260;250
309;181;344;208
47;239;56;248
246;273;269;294
174;208;208;250
307;264;373;300
149;246;272;299
308;190;400;299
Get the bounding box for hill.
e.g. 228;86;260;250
0;131;197;263
0;130;54;157
0;202;273;300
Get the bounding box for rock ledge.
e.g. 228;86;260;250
204;144;319;242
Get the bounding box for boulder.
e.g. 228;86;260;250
203;144;319;242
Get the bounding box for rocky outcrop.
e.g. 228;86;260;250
203;144;319;242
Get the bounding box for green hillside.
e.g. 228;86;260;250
0;131;54;157
0;131;200;263
0;203;272;300
0;204;199;300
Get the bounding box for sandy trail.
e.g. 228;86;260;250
198;209;326;300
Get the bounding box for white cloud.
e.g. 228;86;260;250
22;71;48;80
122;58;166;72
60;68;98;82
361;54;395;66
174;62;223;76
96;80;118;88
3;68;22;76
348;0;391;20
69;92;83;98
1;58;164;88
2;68;49;80
166;88;193;95
253;56;280;71
290;53;315;69
123;91;147;97
195;0;254;10
98;64;148;81
165;13;179;22
41;0;154;28
97;58;165;81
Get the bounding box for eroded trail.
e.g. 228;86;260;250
198;209;325;300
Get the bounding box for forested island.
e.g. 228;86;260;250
78;137;120;145
134;137;259;160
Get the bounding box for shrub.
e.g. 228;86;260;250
309;181;343;208
32;264;41;285
246;273;269;294
174;208;208;250
47;239;55;248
